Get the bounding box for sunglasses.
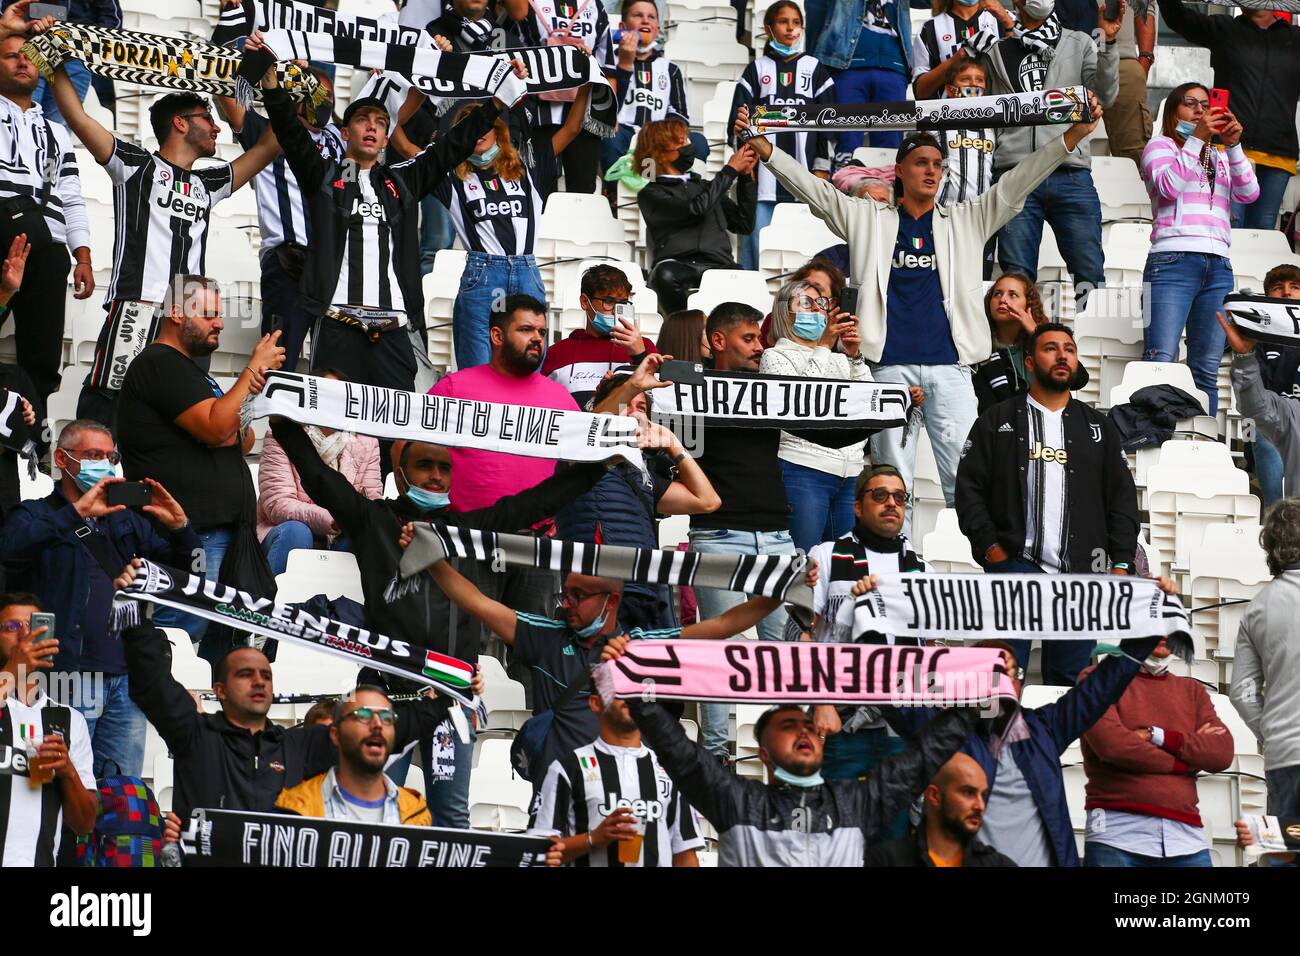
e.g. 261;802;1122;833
343;707;396;725
864;488;910;506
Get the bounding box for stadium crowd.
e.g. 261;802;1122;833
0;0;1297;869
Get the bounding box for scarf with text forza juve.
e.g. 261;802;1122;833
392;522;815;625
20;23;324;107
113;559;481;710
242;371;644;470
1222;294;1300;348
746;86;1092;135
182;808;550;867
849;573;1194;660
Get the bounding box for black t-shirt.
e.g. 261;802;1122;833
118;344;251;528
690;425;790;532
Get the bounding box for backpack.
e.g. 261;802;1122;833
75;775;164;867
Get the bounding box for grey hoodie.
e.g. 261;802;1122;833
1231;570;1300;772
979;27;1119;171
1232;351;1300;497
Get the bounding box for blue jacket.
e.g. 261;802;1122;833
0;488;200;672
806;0;912;73
884;635;1160;867
2;0;120;28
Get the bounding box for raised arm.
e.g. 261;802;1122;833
230;120;282;192
427;558;519;644
551;83;591;157
269;419;372;536
43;63;115;164
122;623;203;758
259;59;331;189
174;333;284;447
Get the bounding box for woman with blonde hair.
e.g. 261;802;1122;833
434;89;591;369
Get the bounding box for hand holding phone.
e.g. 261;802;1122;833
1209;88;1230;113
658;359;706;386
28;3;68;20
105;481;152;508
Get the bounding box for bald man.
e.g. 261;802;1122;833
864;753;1016;867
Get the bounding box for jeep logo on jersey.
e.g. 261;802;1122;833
0;745;31;775
892;249;936;269
628;88;664;111
156;179;207;222
597;793;664;821
471;197;525;220
351;198;387;220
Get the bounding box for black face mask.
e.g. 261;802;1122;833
673;141;697;172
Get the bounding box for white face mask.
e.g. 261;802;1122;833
1021;0;1055;19
1141;654;1173;676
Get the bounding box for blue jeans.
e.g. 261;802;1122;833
262;522;353;578
452;252;548;370
1141;251;1233;416
985;558;1096;686
384;709;474;829
1267;763;1300;816
831;67;908;154
67;672;147;779
1255;434;1286;506
1232;164;1292;229
780;459;856;554
996;167;1105;306
260;245;316;372
152;526;232;653
36;60;91;126
1083;842;1213;867
869;363;978;535
420;195;454;275
690;528;795;757
742;199;777;272
600;124;708;174
823;726;909;841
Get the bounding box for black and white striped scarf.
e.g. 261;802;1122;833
213;0;425;48
1012;12;1061;58
1223;294;1300;348
391;523;815;625
20;22;324;107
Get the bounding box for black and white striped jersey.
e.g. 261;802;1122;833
102;138;234;304
237;110;344;251
0;98;89;251
531;736;704;867
614;53;688;129
937;126;996;207
730;53;835;203
910;10;1001;81
331;171;407;312
513;0;616;127
0;693;95;868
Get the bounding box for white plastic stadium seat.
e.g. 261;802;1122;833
1189;524;1270;663
910;429;945;552
1091;155;1152;222
267;641;360;697
468;738;532;830
757;203;841;291
686;269;774;314
920;510;981;573
277;550;365;603
1108;360;1213;419
1072;286;1144;408
1101;222;1152;289
667;21;750;122
851;147;895;168
1144;464;1260;577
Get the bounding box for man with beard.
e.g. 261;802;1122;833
275;686;432;824
955;322;1140;686
117;276;285;644
864;753;1015;867
427;294;581;648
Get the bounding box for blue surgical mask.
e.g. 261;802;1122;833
591;312;616;335
768;37;804;57
792;311;826;340
574;597;610;639
773;766;825;788
1175;119;1197;140
405;485;450;511
469;143;500;167
72;457;116;493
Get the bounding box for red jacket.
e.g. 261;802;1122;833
539;328;658;407
1080;667;1234;827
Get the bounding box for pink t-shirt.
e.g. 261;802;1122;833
428;364;581;513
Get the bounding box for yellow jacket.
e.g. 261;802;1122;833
276;768;431;826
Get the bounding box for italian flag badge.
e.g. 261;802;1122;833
423;650;474;689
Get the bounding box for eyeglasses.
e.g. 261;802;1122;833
64;449;121;465
0;620;30;633
180;111;215;125
1180;96;1209;110
864;488;910;506
792;294;831;312
343;707;396;725
556;588;610;608
590;293;633;307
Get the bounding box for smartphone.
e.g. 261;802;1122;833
266;312;285;337
1209;88;1230;112
659;359;706;386
30;612;55;640
1103;0;1121;21
28;3;67;19
106;481;152;508
613;302;634;327
838;286;860;316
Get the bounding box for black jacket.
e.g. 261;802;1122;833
638;166;756;268
263;86;500;326
629;698;978;866
1107;384;1206;453
271;420;607;660
971;346;1029;414
955;393;1140;570
1159;0;1300;161
124;624;453;818
863;825;1017;867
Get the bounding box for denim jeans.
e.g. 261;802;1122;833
66;671;147;779
1255;435;1286;506
780;459;856;554
996;166;1105;307
690;527;795;757
1141;251;1233;416
984;557;1096;686
36;60;91;126
153;525;232;653
452;252;548;370
260;245;316;372
420;195;454;275
384;709;474;828
869;363;978;536
1083;842;1213;867
741;199;777;272
600;124;708;174
1266;763;1300;816
822;726;909;841
1231;164;1292;229
260;521;352;577
831;67;908;155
